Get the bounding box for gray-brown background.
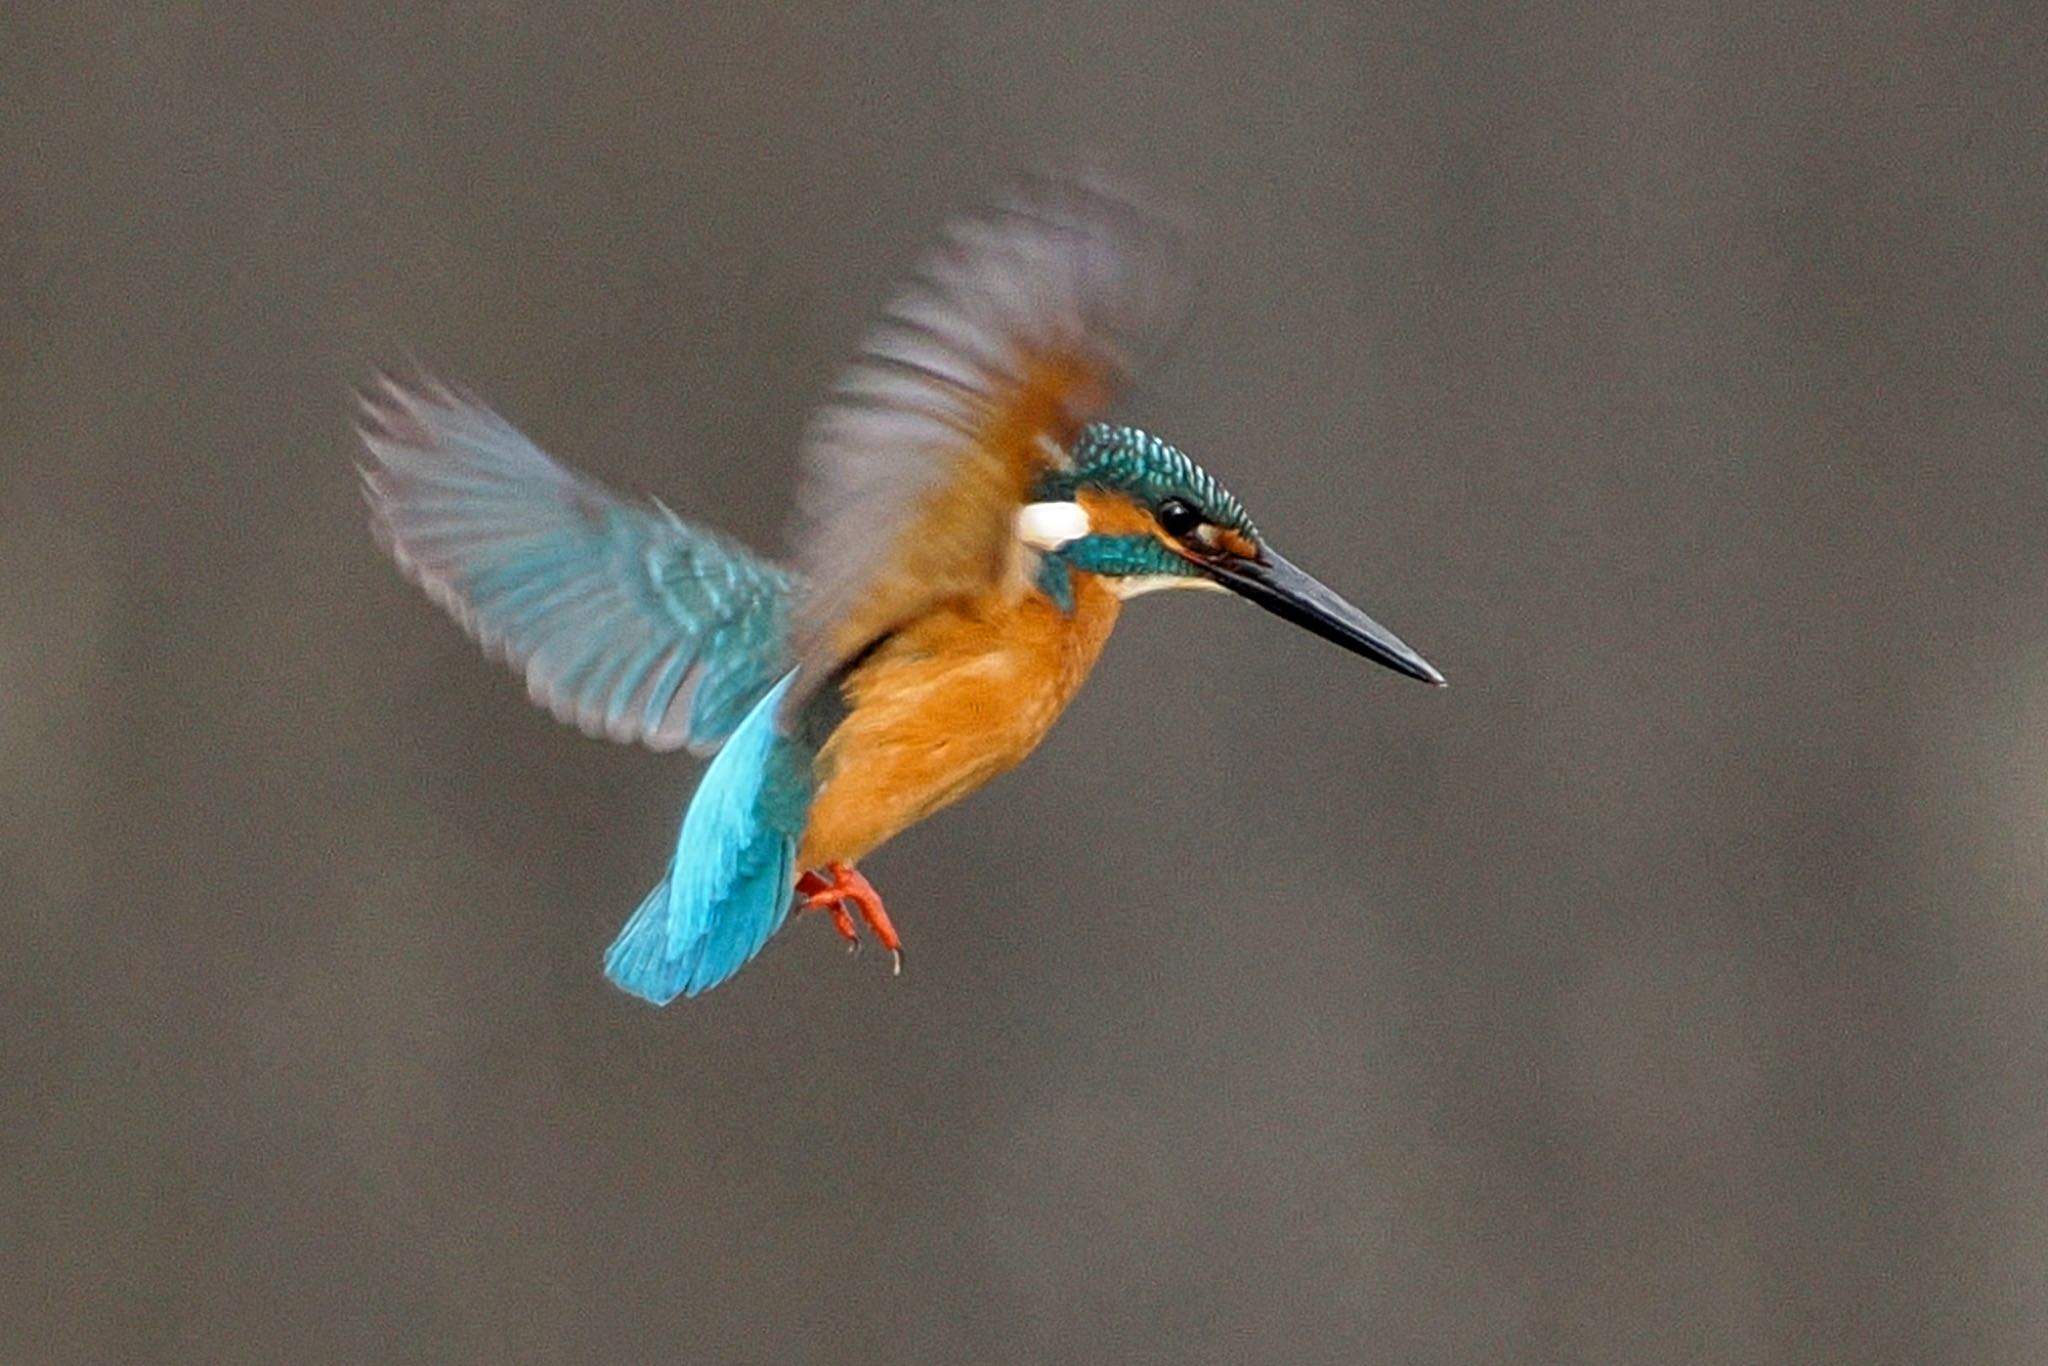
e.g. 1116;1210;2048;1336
8;2;2048;1362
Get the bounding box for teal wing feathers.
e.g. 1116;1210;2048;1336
359;379;796;753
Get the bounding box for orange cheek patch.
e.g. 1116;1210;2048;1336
1213;527;1258;560
1074;488;1161;538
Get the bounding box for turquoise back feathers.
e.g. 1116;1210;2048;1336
602;671;816;1002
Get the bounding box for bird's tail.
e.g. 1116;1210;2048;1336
604;671;814;1003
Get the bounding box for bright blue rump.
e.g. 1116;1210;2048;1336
603;671;814;1003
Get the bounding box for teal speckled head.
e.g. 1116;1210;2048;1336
1033;423;1258;588
1029;422;1445;686
1046;424;1257;539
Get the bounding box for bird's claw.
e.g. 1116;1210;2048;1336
796;863;904;976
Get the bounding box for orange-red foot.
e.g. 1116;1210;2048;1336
794;871;860;946
795;863;903;975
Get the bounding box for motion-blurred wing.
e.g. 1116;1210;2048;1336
359;378;796;753
787;171;1189;702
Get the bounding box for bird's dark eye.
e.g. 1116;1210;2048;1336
1157;498;1204;540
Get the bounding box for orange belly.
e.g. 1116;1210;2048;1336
797;573;1121;869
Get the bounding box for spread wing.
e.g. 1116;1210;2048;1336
785;171;1190;705
358;378;796;754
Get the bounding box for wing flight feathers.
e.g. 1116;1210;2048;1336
359;378;795;753
786;171;1190;701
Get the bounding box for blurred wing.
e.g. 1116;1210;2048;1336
787;171;1189;701
359;378;796;754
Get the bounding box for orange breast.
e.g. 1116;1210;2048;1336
797;572;1122;869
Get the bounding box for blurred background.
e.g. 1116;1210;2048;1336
7;2;2048;1361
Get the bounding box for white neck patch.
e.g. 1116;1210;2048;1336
1015;500;1090;551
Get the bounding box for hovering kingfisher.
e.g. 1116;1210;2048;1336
359;173;1442;1005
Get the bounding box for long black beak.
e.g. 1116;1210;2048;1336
1204;548;1445;686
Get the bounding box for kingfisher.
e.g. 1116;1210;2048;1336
359;172;1443;1005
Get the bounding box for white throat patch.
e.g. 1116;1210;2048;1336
1110;573;1227;599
